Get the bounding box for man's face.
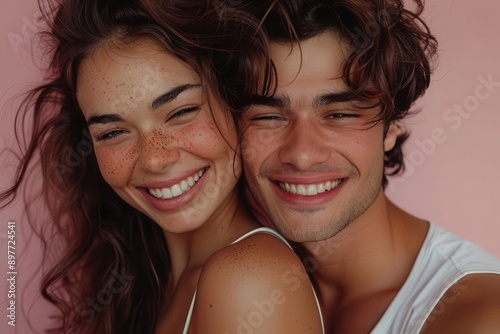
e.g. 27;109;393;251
241;31;397;242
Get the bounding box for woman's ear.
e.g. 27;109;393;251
384;122;398;152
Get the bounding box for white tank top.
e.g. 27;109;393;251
372;223;500;333
182;227;325;334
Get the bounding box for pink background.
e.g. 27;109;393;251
1;0;499;332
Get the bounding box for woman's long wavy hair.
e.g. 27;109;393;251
0;0;270;332
237;0;438;186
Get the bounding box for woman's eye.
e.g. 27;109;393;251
169;106;201;120
96;129;125;141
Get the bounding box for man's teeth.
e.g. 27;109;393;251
148;169;205;199
278;179;342;196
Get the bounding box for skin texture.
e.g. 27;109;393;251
77;38;323;334
193;233;323;333
77;39;239;236
421;274;500;334
241;31;500;333
242;32;398;243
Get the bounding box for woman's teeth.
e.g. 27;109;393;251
148;168;205;199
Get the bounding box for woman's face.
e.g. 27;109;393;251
77;39;240;233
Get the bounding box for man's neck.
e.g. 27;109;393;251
301;193;429;333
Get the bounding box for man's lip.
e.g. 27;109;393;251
269;177;347;205
269;174;346;185
276;178;345;196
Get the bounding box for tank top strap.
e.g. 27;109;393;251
230;226;292;247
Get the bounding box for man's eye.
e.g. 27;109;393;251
251;115;284;121
328;113;357;119
96;129;126;141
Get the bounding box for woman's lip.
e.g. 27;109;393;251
139;167;208;211
139;167;207;189
145;168;206;200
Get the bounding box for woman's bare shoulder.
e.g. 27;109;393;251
190;231;323;333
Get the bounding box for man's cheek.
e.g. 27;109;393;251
244;186;274;228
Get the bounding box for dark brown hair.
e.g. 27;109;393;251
0;0;268;332
237;0;438;185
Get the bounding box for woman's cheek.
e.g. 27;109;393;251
95;145;138;186
180;121;220;151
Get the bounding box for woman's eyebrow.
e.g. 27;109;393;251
151;83;201;110
87;114;124;127
86;83;202;126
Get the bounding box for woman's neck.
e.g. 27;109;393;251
164;196;260;288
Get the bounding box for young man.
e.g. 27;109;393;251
238;0;500;332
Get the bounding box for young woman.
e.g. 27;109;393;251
0;0;324;333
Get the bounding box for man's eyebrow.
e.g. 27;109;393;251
151;83;201;110
87;114;124;127
313;91;359;108
244;94;291;109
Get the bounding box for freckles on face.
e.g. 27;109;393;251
176;118;224;155
206;119;224;147
195;108;240;179
194;116;235;162
77;38;239;207
95;119;229;187
95;142;139;185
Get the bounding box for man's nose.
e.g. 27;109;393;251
278;118;330;171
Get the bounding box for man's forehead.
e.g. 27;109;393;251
269;30;348;60
270;33;348;83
